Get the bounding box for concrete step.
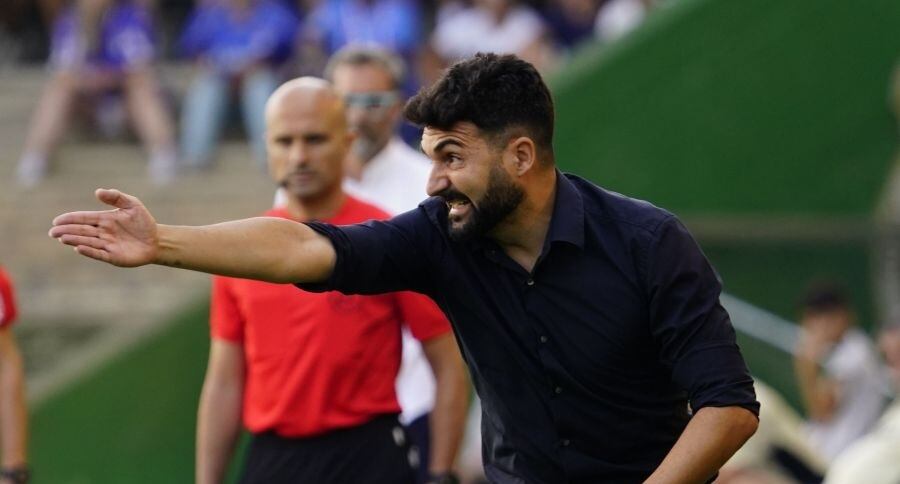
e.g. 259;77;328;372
0;64;283;402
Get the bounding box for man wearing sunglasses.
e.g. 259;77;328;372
327;46;469;484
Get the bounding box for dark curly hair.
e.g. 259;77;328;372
404;53;555;163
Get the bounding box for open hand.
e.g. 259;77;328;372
49;189;158;267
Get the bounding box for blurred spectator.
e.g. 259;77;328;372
718;380;827;484
324;45;470;484
295;0;422;93
178;0;298;170
17;0;177;186
541;0;600;52
424;0;556;83
0;267;29;484
793;281;887;460
824;325;900;484
594;0;653;43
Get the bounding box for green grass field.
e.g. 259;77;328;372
29;302;251;483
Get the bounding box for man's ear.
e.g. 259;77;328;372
506;136;537;176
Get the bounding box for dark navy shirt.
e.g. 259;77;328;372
301;172;759;484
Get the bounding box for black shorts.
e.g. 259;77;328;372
240;414;416;484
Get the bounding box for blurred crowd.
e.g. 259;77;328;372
0;0;659;187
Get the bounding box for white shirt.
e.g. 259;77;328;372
431;5;545;61
344;137;438;425
825;400;900;484
805;328;888;459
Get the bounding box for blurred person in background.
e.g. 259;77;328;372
540;0;600;54
824;325;900;484
298;0;421;80
0;268;29;484
325;45;469;484
196;78;468;484
178;0;298;170
594;0;655;43
793;281;887;460
424;0;557;84
16;0;177;187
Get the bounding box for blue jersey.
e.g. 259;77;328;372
179;0;299;74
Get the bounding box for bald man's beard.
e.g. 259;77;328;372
278;169;340;203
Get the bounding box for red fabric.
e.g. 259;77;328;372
210;196;451;437
0;267;18;327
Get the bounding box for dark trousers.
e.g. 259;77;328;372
240;414;416;484
404;413;431;484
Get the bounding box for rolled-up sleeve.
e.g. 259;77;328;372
297;207;440;297
646;217;760;416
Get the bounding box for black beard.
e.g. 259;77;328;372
444;164;524;243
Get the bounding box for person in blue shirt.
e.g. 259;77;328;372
299;0;421;97
179;0;298;170
51;53;760;484
17;0;177;186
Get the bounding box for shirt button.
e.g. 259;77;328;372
526;278;535;286
539;335;548;343
554;386;562;395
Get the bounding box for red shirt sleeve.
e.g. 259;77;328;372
0;268;18;328
394;291;451;342
210;276;244;343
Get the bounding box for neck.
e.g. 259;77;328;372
284;187;346;221
490;169;557;272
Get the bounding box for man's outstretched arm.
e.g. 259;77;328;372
49;189;335;283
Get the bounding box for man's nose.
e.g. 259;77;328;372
346;106;367;127
288;142;308;167
426;163;449;196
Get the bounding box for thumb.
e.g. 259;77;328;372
95;188;138;210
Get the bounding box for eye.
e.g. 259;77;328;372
305;134;328;145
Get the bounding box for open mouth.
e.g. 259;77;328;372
446;198;472;219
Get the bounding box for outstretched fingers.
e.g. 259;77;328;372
48;224;100;239
59;234;108;251
74;245;111;263
51;210;109;228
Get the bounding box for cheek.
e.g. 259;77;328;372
318;144;346;175
267;153;287;176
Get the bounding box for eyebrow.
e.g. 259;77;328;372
432;138;463;153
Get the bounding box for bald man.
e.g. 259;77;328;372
195;78;465;484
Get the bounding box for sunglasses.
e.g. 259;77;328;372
344;91;400;109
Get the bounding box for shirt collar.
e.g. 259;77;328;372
465;170;585;254
544;170;585;250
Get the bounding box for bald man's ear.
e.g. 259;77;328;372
506;137;537;176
